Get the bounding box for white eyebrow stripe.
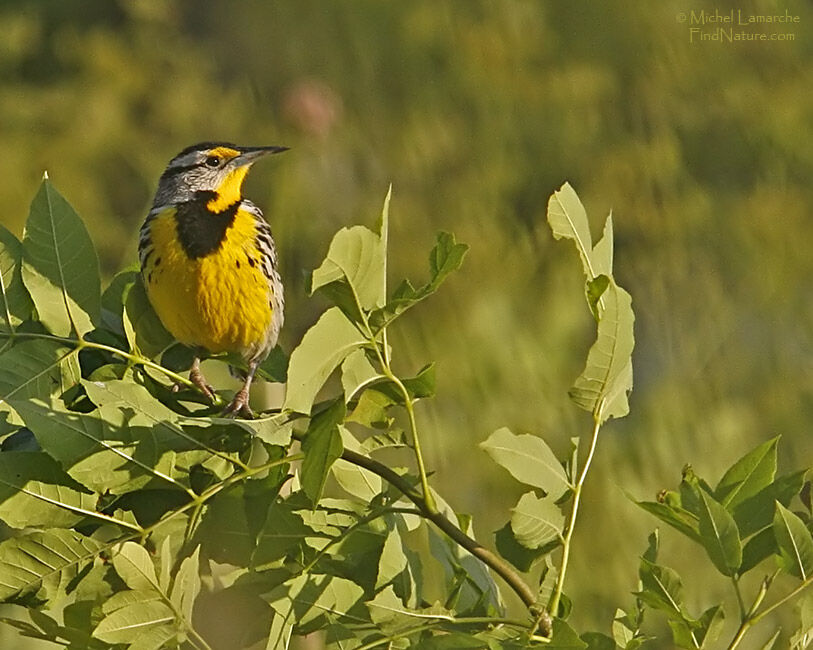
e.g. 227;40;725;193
169;151;202;168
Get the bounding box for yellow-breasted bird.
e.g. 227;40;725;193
138;142;287;418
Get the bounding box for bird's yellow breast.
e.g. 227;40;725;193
143;205;274;359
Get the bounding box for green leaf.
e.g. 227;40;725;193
99;266;137;336
301;399;346;503
480;427;570;499
548;619;588;649
0;452;99;529
341;348;381;401
733;470;806;537
347;388;395;428
93;590;175;644
369;231;468;332
124;623;178;650
11;397;185;495
568;278;634;421
112;542;160;591
169;546;201;624
697;491;742;576
636;559;685;619
21;178;100;337
547;182;595;280
716;437;778;510
283;307;367;414
582;632;616;650
0;529;103;602
0;224;34;331
760;629;781;650
510;491;564;549
790;591;813;650
123;275;172;358
494;523;549;572
264;573;364;629
635;500;701;543
740;527;777;573
591;214;614;279
426;490;502;615
332;426;382;501
0;340;80;407
773;502;813;579
311;225;386;311
376;525;408;589
367;585;454;633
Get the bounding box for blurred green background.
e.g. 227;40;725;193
1;0;811;646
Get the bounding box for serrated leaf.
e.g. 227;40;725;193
123;275;172;358
112;542;159;591
348;388;395;428
697;491;742;576
774;502;813;579
547;182;595;279
0;452;99;529
716;437;778;510
311;225;386;311
21;179;100;337
283;307;367;414
0;224;34;331
376;525;408;589
636;559;684;619
549;619;588;649
0;529;104;602
341;348;381;401
568;279;634;421
93;593;175;644
125;623;179;650
100;266;138;336
426;490;502;615
367;585;454;633
301;400;345;503
0;340;80;407
11;397;187;495
169;546;200;624
592;214;614;278
264;573;364;628
480;427;570;499
332;426;382;501
494;523;549;573
510;491;564;549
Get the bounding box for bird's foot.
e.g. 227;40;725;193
171;366;216;403
223;388;254;419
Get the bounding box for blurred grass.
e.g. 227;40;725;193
1;0;811;645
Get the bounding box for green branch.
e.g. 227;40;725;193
547;400;605;621
727;571;812;650
290;429;539;612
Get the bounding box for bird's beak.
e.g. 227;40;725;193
232;145;289;167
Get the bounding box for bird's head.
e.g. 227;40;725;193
153;142;288;211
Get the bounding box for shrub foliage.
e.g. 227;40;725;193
0;179;810;649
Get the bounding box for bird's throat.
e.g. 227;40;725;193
208;166;250;212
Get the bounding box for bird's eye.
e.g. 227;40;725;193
205;156;221;168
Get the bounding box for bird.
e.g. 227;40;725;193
138;142;287;418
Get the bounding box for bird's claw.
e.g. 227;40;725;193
175;366;216;403
223;388;254;419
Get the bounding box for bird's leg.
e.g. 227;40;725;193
171;355;216;403
224;359;259;419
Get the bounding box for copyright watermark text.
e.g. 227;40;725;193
676;9;799;43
